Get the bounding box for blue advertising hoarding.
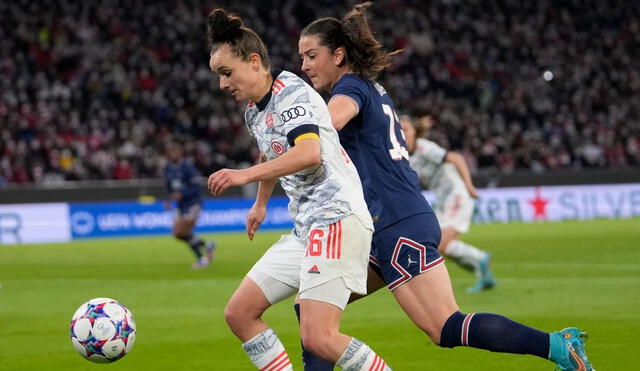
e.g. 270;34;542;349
69;197;293;239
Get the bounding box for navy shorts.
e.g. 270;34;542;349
369;212;444;291
176;202;202;220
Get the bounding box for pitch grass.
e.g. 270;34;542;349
1;218;639;370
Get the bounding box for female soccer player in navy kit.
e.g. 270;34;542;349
164;141;216;269
206;8;391;370
296;2;593;370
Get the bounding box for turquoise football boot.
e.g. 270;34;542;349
466;253;496;293
549;327;594;371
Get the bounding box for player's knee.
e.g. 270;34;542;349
173;230;189;240
414;321;442;345
223;302;249;333
430;332;443;346
300;321;337;359
300;330;334;360
407;315;446;345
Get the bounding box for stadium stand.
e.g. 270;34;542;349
1;0;638;185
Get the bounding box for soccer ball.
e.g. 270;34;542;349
70;297;136;363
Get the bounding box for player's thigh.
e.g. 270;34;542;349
226;275;272;317
247;234;305;304
392;263;459;340
173;218;196;236
173;205;200;235
299;282;346;333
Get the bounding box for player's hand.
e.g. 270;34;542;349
246;204;267;240
169;192;181;201
467;185;479;199
207;168;249;196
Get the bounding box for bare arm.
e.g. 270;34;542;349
208;138;321;196
246;138;320;182
246;154;277;240
327;95;359;131
399;117;417;154
253;153;277;206
445;152;479;198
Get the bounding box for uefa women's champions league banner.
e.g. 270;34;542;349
0;183;639;244
67;198;292;239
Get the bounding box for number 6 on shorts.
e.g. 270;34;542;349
305;221;342;259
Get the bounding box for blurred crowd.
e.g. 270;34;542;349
1;0;638;185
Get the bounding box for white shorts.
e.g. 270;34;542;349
247;214;372;308
436;192;474;234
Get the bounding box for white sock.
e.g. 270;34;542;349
242;328;292;371
336;338;391;371
444;240;488;276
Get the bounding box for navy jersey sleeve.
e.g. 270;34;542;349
330;74;368;116
164;167;174;194
181;162;201;199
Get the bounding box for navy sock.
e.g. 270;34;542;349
179;234;202;258
440;311;549;359
293;303;334;370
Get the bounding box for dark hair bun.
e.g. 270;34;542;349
207;8;243;45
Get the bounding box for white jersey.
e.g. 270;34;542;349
409;138;468;203
244;70;373;237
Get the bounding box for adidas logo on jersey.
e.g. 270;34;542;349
307;265;320;274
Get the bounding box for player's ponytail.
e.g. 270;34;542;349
301;2;400;80
207;8;270;69
341;2;400;79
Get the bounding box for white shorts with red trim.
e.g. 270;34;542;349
247;214;372;305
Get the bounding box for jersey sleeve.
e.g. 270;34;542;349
416;138;447;164
164;167;173;194
274;81;320;147
330;74;367;115
180;162;201;198
184;162;200;184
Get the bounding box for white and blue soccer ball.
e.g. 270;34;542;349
70;298;136;363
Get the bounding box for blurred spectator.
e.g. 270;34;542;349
0;0;638;185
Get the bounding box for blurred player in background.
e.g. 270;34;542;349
401;114;496;293
206;8;391;370
164;141;216;269
296;2;593;371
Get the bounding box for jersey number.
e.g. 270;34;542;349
305;221;342;259
382;104;409;161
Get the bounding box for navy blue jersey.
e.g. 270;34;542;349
331;74;433;231
164;160;202;210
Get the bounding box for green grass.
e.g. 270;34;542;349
1;218;639;370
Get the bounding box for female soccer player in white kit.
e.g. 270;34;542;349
206;8;391;371
401;114;496;293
